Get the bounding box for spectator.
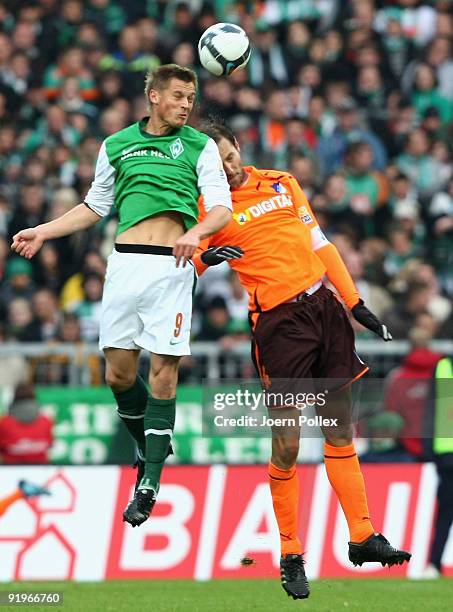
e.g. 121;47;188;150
57;76;98;120
289;155;319;201
380;13;415;81
259;88;290;167
248;22;288;88
354;65;388;126
0;384;53;464
283;21;311;82
100;25;160;98
33;243;66;295
422;355;453;577
229;114;259;166
429;178;453;295
31;288;61;341
60;250;106;312
24;105;81;153
73;272;103;342
197;296;231;342
410;63;453;125
381;281;431;339
0;32;12;77
0;258;36;305
55;0;86;50
202;78;238;120
57;312;82;343
393;198;425;249
403;36;453;102
165;2;198;47
322;173;348;213
6;297;41;342
344;140;390;238
388;172;418;213
1;50;31;97
384;227;421;279
42;46;98;102
375;0;437;47
342;248;393;320
172;42;197;71
37;312;101;385
11;20;40;67
384;326;442;459
410;263;452;332
0;323;30;386
317;96;387;175
99;106;128;137
8;183;47;239
224;271;249;334
292;63;322;117
86;0;127;42
359;412;414;463
396;128;446;199
136;17;170;62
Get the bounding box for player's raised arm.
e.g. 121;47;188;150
287;174;392;341
11;204;101;259
173;138;232;266
11;140;115;260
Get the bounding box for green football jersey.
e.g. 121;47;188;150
84;118;231;234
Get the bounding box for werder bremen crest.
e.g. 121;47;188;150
169;138;184;159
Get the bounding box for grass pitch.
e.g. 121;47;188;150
3;579;451;612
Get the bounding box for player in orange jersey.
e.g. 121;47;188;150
193;123;410;600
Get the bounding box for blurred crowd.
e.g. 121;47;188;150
0;0;452;379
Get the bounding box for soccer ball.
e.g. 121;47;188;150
198;22;251;77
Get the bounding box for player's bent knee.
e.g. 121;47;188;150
152;381;177;399
272;439;300;469
151;371;178;399
150;358;180;398
323;429;353;446
105;370;136;392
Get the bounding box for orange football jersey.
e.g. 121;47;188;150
194;166;327;311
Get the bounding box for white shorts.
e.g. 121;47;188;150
99;246;196;356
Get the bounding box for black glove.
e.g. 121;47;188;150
200;245;244;266
351;300;393;341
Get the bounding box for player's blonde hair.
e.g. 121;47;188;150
144;64;198;110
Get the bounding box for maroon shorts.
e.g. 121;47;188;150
249;285;368;394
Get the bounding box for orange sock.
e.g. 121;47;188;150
268;462;302;556
0;490;23;518
324;442;374;543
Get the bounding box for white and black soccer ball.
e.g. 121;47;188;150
198;22;251;77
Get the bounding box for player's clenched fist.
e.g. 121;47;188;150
11;228;44;259
351;300;393;341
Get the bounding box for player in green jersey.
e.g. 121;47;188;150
11;64;233;526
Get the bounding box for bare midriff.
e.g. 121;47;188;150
116;211;186;246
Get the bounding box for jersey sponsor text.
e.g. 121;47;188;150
233;193;293;225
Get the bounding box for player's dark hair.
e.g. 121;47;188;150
200;118;236;145
144;63;198;102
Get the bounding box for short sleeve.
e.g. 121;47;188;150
196;138;232;212
284;174;319;229
84;140;116;217
284;174;330;250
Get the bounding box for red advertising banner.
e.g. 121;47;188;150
0;464;451;581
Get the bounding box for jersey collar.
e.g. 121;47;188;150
138;117;179;139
